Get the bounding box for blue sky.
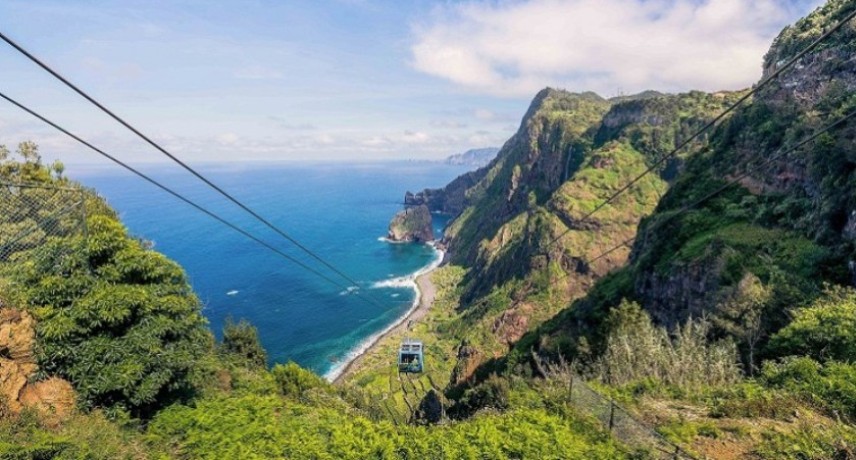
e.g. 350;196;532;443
0;0;823;166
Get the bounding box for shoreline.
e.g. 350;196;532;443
327;244;442;384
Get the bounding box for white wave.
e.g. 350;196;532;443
372;276;413;289
324;243;444;382
377;236;409;245
391;293;400;298
226;290;239;296
338;286;360;296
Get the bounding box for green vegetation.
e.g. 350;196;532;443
221;318;268;369
3;1;856;456
590;300;740;391
147;392;626;460
767;285;856;362
0;150;628;459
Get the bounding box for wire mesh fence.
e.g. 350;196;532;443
534;352;698;459
569;376;692;459
0;182;87;264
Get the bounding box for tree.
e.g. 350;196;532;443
221;318;268;368
9;215;213;415
17;141;40;164
0;144;9;161
714;273;771;376
51;160;65;178
271;361;328;397
768;285;856;363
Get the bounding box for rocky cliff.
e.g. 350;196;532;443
522;0;856;366
388;204;434;243
389;87;744;375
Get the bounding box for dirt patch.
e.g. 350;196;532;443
492;303;535;347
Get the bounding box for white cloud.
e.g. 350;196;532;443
402;130;430;143
411;0;823;97
216;132;240;145
430;119;468;129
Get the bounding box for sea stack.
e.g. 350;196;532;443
387;204;434;243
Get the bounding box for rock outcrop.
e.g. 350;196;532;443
404;167;489;216
450;342;484;385
388;204;434;243
0;307;75;421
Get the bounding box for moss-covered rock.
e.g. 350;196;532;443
388;204;434;243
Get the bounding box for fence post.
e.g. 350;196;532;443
568;373;574;403
608;401;615;431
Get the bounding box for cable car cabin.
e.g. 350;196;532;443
398;339;424;373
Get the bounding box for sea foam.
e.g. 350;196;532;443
323;242;443;382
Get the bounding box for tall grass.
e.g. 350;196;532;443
592;301;741;391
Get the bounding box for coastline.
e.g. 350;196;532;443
327;244;443;384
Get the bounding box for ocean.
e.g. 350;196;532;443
74;161;470;379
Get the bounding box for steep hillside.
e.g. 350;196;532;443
0;146;635;459
359;2;856;457
526;0;856;364
385;88;745;377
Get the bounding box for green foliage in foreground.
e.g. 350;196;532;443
0;409;148;460
754;422;856;460
221;318;268;368
0;152;213;416
767;285;856;363
761;357;856;422
147;393;626;460
5;215;213;415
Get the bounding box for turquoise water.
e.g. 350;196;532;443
75;161;468;378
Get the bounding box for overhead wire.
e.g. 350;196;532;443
0;30;378;292
1;7;853;307
542;7;856;251
586;108;856;266
0;90;388;306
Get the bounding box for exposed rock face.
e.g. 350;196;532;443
0;358;37;415
19;377;76;425
1;308;37;414
635;257;727;329
388;204;434;243
404;167;490;216
492;303;534;347
0;308;75;420
0;307;35;361
450;342;483;385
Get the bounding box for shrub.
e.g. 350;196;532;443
761;357;856;422
7;215;212;415
755;421;856;460
450;374;511;418
708;382;800;420
767;285;856;363
221;318;268;368
592;300;741;391
271;361;329;397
